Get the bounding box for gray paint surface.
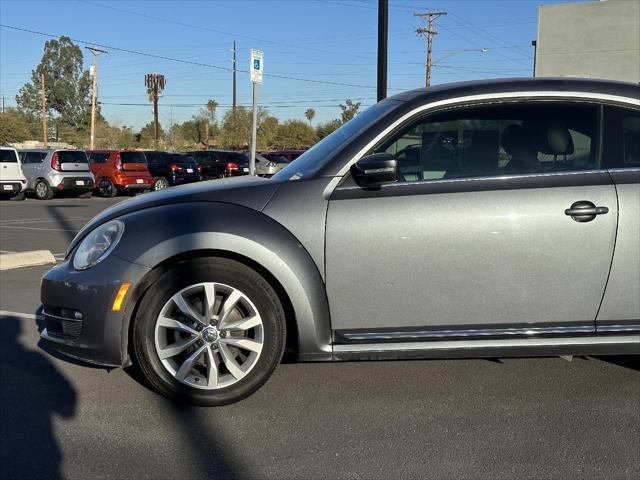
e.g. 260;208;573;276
597;171;640;323
535;0;640;83
326;176;617;330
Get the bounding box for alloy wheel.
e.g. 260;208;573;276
154;178;169;190
154;282;264;390
36;182;48;198
98;178;113;197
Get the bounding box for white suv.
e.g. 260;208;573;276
0;146;27;200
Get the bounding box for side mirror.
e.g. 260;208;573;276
350;153;397;189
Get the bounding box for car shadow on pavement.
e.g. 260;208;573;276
46;204;83;243
594;354;640;371
0;315;77;480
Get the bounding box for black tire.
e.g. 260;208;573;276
153;177;170;191
10;191;25;201
132;258;286;406
34;180;54;200
77;190;93;198
97;177;117;198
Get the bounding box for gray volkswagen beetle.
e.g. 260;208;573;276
41;78;640;405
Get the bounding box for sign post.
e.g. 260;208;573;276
249;49;263;176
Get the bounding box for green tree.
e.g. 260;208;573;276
275;119;316;148
206;99;218;123
0;109;39;144
304;108;315;126
257;115;279;150
339;99;361;123
16;36;92;141
136;121;164;147
218;107;252;149
315;118;342;140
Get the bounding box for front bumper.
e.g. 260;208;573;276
40;254;150;367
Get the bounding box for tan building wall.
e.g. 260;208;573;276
535;0;640;83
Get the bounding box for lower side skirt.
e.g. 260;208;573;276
329;335;640;362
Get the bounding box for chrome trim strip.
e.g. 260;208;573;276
337;325;594;343
597;324;640;333
332;335;640;353
42;311;82;323
334;91;640;177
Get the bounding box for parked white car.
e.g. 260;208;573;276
0;146;27;200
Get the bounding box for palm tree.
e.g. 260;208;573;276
305;108;315;127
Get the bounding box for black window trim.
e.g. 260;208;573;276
339;98;611;191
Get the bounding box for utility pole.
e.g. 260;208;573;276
85;46;108;150
232;41;237;110
1;95;4;114
415;11;447;87
144;73;166;147
40;73;48;148
377;0;388;102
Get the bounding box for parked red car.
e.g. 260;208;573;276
266;149;306;162
87;150;154;197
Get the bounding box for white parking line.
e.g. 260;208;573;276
0;217;90;226
0;226;78;232
0;309;42;320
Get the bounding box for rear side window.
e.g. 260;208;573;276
0;150;18;162
25;152;46;164
623;112;640;166
121;152;147;164
58;151;88;164
89;153;109;164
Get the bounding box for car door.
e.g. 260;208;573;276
21;152;44;188
325;100;617;341
596;106;640;331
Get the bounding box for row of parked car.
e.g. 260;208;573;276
0;147;304;200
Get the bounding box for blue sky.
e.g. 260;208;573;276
0;0;581;129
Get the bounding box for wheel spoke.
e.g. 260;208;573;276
220;314;261;332
220;337;262;353
175;344;207;381
157;315;198;336
157;336;199;359
203;283;216;322
218;289;243;328
219;344;245;380
172;292;207;326
205;345;218;388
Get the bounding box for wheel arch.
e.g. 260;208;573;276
117;202;332;366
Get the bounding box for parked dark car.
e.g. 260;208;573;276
144;151;202;190
187;150;250;179
40;78;640;406
87;150;154;197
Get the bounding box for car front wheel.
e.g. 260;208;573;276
132;258;285;406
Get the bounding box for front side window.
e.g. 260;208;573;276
378;103;598;182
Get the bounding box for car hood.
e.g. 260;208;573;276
69;176;281;253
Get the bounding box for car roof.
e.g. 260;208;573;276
387;77;640;105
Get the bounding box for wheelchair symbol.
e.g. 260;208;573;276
253;59;260;70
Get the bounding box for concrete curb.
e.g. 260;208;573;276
0;250;56;271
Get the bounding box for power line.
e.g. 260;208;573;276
0;24;394;90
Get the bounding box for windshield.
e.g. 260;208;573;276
120;152;147;164
272;100;399;181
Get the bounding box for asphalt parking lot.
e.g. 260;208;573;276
0;196;639;480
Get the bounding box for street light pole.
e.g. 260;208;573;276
377;0;388;102
86;46;108;150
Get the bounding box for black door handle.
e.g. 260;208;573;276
565;201;609;222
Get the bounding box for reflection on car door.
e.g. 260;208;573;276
326;101;617;340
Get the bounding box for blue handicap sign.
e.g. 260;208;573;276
253;59;260;70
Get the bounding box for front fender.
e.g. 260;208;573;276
114;201;332;359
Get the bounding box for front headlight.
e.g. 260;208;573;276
73;220;124;270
